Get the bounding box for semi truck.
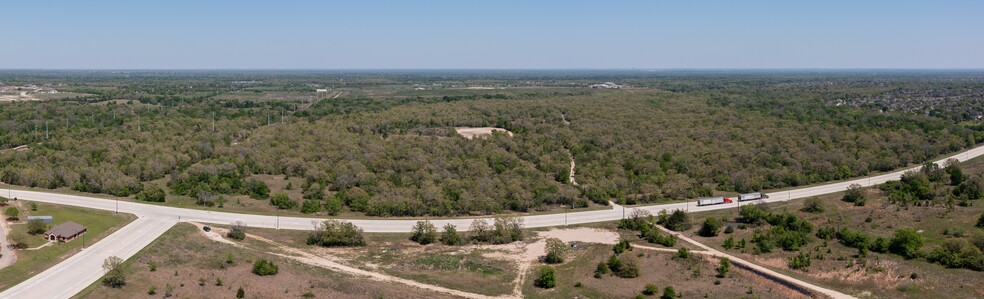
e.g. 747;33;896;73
738;192;768;202
697;197;733;206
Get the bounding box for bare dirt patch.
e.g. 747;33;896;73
455;127;514;139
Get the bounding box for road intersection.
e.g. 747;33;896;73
3;143;983;298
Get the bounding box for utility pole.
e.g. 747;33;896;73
116;197;119;214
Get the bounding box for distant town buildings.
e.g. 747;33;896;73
589;82;622;89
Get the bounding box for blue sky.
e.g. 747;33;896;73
1;1;982;69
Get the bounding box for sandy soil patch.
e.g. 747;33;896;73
537;227;619;245
455;127;514;140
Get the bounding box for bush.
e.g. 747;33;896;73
440;223;463;245
270;192;297;210
698;217;723;237
889;228;924;259
976;213;984;228
236;287;245;298
135;184;167;202
323;196;343;215
609;254;640;278
300;199;321;214
102;256;127;288
801;197;824;213
660;286;676;299
409;220;438;245
675;247;690;259
643;283;659;295
594;261;610;278
307;220;365;247
535;266;556;288
926;238;984;271
788;252;812;270
252;259;279;276
660;209;692;231
27;218;48;235
470;217;524;244
716;258;731;278
724;225;735;234
227;222;247;241
722;236;735;250
843;183;865;203
544;238;567;264
4;207;19;220
613;240;632;255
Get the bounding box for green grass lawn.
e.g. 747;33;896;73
0;201;135;291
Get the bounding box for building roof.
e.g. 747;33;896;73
45;221;86;238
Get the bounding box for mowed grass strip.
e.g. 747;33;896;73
0;201;134;291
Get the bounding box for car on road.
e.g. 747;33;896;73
202;226;211;232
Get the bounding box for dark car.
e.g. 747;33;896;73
202;226;211;232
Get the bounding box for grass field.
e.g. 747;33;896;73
685;188;984;298
0;201;134;291
75;223;457;299
521;244;807;299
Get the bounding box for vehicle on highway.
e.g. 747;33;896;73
738;192;768;202
697;197;733;206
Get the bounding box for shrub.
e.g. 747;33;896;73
102;256;127;288
544;238;567;264
889;228;924;259
661;209;692;231
236;287;245;298
27;218;48;235
594;261;609;278
976;213;984;228
609;254;640;278
4;207;19;220
613;240;632;255
843;183;865;203
440;223;463;245
307;220;365;247
245;179;271;199
29;202;37;211
698;217;723;237
135;184;167;202
926;238;984;271
716;258;731;278
801;197;824;213
660;286;676;299
227;222;247;241
270;192;297;210
788;252;812;270
470;217;524;244
409;220;438;245
722;236;735;250
300;199;321;214
323;196;343;215
252;259;279;276
724;225;735;234
675;247;690;259
535;266;556;288
643;283;659;295
148;286;157;295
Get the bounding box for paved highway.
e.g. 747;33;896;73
2;143;983;298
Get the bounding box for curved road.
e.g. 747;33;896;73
3;144;984;298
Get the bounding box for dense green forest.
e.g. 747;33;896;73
2;70;983;216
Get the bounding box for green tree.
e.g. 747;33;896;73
698;217;723;237
843;184;866;204
440;223;463;245
300;199;321;214
135;184;167;202
307;220;365;247
409;220;437;245
660;286;676;299
252;259;279;276
716;257;731;278
889;228;924;259
661;209;692;231
594;261;609;278
544;238;567;264
102;256;127;288
227;222;247;241
27;218;48;235
4;207;19;220
269;192;296;210
535;266;556;288
800;197;824;213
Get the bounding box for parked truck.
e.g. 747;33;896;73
697;197;733;206
738;192;768;202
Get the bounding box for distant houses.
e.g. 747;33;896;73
44;221;87;242
590;82;622;89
